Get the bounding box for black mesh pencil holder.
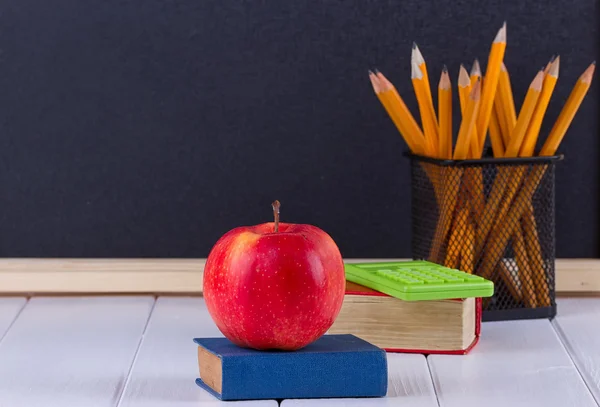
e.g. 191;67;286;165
408;151;563;321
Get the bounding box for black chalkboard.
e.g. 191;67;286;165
0;0;597;258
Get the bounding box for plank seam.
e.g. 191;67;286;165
114;297;159;407
0;298;29;349
551;319;600;407
424;355;442;407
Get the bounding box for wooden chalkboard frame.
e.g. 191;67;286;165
0;258;597;295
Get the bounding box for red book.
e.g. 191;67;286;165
328;281;481;355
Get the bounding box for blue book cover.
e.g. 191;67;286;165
193;334;388;401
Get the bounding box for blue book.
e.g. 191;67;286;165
193;334;388;401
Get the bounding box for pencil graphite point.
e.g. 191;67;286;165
412;41;417;50
439;69;451;89
442;64;448;73
412;44;425;66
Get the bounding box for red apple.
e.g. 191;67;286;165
203;200;346;351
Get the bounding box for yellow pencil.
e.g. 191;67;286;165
504;70;545;157
368;71;425;154
520;57;560;157
540;62;595;156
494;92;510;147
458;65;482;157
371;71;441;206
438;66;452;159
458;65;471;113
476;22;507;154
497;62;517;140
468;61;482;157
454;80;482;160
489;106;506;157
411;60;439;157
413;43;440;130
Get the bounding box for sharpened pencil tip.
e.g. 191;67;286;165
442;64;448;73
470;59;481;78
439;68;451;89
494;22;507;43
412;44;425;66
531;70;545;91
581;62;595;84
458;65;470;87
549;56;560;77
412;42;417;50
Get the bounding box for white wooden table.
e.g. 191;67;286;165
0;296;598;407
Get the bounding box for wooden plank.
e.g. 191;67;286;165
0;258;596;295
0;297;27;340
280;353;438;407
0;258;203;293
553;298;600;404
118;297;277;407
555;260;600;293
0;296;154;407
428;319;598;407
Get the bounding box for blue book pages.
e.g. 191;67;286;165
194;334;388;401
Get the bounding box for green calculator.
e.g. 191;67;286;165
344;260;494;301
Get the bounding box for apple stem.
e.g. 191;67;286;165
272;200;281;233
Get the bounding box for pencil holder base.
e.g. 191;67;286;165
482;305;557;322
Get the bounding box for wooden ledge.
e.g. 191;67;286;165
0;258;597;295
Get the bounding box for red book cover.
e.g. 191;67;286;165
344;281;482;355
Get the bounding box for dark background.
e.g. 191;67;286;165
0;0;597;258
